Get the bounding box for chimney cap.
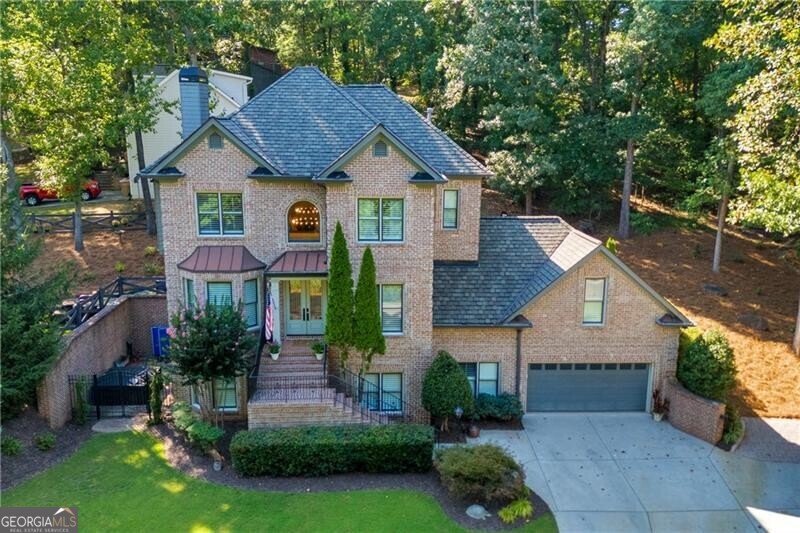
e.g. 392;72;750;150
179;66;208;84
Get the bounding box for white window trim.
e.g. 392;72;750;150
356;197;405;244
191;379;238;412
442;189;459;230
379;283;404;335
195;191;245;238
582;277;607;327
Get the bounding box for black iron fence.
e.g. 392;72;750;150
30;211;146;234
60;276;166;332
69;366;151;420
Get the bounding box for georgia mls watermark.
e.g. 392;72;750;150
0;507;78;533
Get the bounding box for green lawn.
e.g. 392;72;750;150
3;432;557;533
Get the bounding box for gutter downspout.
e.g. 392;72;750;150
515;328;523;396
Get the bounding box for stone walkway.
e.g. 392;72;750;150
472;413;800;532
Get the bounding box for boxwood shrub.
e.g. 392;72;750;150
677;329;736;402
230;424;434;477
435;444;526;504
475;393;523;422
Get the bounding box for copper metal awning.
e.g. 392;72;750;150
266;250;327;276
178;245;266;273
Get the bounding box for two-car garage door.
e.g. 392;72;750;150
527;362;650;412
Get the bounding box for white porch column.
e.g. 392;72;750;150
270;278;281;342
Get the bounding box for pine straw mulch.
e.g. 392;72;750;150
481;188;800;419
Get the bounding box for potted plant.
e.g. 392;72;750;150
269;343;281;361
652;389;670;422
311;341;326;361
467;415;481;438
210;449;224;471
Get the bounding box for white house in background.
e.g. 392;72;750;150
125;68;252;198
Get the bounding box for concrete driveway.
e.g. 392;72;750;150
473;413;800;532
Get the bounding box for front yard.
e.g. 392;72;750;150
3;431;557;532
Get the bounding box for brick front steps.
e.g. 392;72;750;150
247;338;383;428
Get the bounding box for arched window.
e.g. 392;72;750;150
288;201;320;242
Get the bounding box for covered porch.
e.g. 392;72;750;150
266;250;328;342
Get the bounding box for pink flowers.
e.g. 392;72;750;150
166;326;177;339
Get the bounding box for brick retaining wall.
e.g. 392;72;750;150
664;377;725;444
37;294;168;428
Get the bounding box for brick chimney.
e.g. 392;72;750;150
179;66;209;138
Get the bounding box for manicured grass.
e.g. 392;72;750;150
3;432;557;533
22;198;137;216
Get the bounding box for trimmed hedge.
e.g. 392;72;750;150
171;401;223;452
435;444;526;504
230;424;435;477
475;393;523;422
677;329;736;402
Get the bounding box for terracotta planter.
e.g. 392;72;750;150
468;424;481;438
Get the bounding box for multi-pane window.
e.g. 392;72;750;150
207;282;232;308
442;189;459;229
583;278;606;324
363;372;402;412
243;278;259;329
184;278;196;309
379;284;403;333
358;198;403;242
460;362;499;396
192;379;237;410
197;192;244;235
208;133;223;149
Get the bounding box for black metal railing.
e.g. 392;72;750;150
60;276;166;333
69;366;151;420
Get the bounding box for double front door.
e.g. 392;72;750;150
285;279;326;335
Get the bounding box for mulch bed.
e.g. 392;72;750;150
147;421;551;530
436;419;524;443
1;408;94;491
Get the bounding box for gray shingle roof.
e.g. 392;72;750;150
432;217;600;326
214;67;488;178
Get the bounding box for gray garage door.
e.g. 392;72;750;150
527;362;650;412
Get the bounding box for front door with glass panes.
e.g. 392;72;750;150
285;279;326;335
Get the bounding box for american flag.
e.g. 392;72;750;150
264;292;274;342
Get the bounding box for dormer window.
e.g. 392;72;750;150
373;141;388;157
208;133;223;149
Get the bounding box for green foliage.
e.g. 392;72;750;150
170;401;222;452
475;393;523;422
143;246;158;257
186;421;224;453
149;369;165;425
1;173;71;421
678;329;737;402
679;327;703;357
1;435;22;456
269;343;281;354
630;212;660;236
434;444;526;505
311;341;326;354
325;222;354;362
722;404;744;446
114;261;126;273
35;432;56;452
353;247;385;373
73;378;88;425
143;262;163;275
421;351;474;431
604;237;618;255
230;424;434;477
499;497;534;524
168;300;255;423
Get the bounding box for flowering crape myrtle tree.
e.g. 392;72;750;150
167;301;256;426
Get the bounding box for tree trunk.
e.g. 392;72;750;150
712;155;735;273
1;134;22;230
618;92;639;239
134;129;156;235
525;188;534;215
73;199;84;251
793;289;800;356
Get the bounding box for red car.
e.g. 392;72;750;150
19;180;102;206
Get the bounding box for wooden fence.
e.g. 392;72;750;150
30;211;147;234
60;276;166;332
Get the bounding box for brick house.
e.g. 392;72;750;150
140;66;691;427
